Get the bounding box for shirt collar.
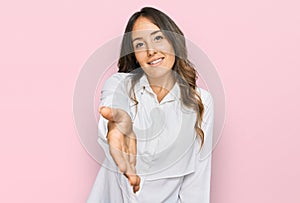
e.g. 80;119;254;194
137;73;181;103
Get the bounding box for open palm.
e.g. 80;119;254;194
99;106;140;193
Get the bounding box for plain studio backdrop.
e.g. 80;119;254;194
0;0;299;202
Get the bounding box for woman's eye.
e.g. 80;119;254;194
154;35;163;41
135;42;144;48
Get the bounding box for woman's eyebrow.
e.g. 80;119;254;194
132;37;142;43
132;30;162;42
150;30;162;36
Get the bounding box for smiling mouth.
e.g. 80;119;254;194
148;57;164;65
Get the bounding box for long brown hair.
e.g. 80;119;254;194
118;7;205;147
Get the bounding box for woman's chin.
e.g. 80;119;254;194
143;66;172;78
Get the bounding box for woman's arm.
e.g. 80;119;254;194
97;73;140;193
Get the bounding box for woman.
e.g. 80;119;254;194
88;7;214;203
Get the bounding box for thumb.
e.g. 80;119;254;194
99;106;115;121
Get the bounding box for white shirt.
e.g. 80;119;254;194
87;73;214;203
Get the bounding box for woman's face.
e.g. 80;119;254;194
131;17;175;79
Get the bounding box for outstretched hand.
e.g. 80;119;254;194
99;106;140;193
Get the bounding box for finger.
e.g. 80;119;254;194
123;172;140;193
99;106;116;122
123;168;139;185
134;175;140;187
126;173;139;186
109;144;127;173
133;184;140;193
100;106;129;123
127;134;137;167
132;175;141;193
125;131;137;162
124;158;140;187
123;159;135;184
123;133;139;188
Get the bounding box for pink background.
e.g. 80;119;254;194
1;0;299;202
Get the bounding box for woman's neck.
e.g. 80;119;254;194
146;72;176;102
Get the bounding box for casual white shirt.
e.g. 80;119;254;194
87;72;214;203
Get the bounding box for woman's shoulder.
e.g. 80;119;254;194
102;72;132;88
105;72;132;81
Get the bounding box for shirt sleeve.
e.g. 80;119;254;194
97;73;132;162
178;89;214;203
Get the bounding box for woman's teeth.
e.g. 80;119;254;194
149;58;163;65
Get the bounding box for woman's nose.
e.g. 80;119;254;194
147;43;157;56
147;47;157;56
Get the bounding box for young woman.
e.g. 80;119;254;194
88;7;214;203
